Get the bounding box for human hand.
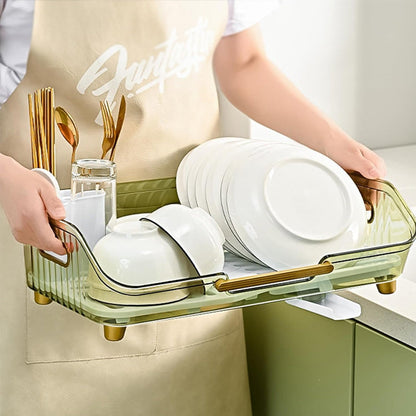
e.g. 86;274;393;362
323;135;386;180
0;155;66;254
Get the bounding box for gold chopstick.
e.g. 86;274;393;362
28;87;56;173
49;88;56;175
28;94;38;168
35;90;49;171
43;88;49;166
33;92;42;168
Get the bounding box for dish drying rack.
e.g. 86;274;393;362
25;174;416;341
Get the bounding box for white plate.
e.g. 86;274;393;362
176;150;193;206
203;139;267;262
220;142;288;264
177;137;240;208
197;140;250;256
220;141;304;262
194;139;252;213
177;137;251;257
227;145;367;270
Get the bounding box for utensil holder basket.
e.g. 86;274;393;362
24;174;416;340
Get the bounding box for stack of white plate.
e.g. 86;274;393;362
176;137;367;270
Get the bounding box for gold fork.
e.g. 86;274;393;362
100;101;115;159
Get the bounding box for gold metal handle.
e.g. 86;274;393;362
38;218;71;268
364;200;375;224
214;261;334;292
38;246;70;268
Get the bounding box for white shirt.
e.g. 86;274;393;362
0;0;34;105
0;0;278;105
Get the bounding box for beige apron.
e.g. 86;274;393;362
0;1;252;415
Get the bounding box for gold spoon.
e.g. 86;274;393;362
109;95;126;162
55;107;79;164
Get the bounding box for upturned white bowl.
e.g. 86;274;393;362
93;220;197;286
105;213;149;234
142;204;225;276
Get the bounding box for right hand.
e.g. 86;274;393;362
322;134;386;180
0;155;66;255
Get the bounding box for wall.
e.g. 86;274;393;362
355;0;416;148
220;0;416;150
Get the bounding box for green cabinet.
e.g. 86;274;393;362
244;302;355;416
244;303;416;416
354;323;416;416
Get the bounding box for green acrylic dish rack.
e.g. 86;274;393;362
24;174;416;341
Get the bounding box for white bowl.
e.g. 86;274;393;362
89;220;198;305
226;145;367;269
106;213;149;233
142;204;225;276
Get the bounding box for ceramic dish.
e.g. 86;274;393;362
194;138;252;211
93;220;197;285
186;137;241;208
90;217;200;306
176;137;240;208
226;146;367;269
142;204;225;276
199;139;261;260
176;150;193;207
219;142;299;264
106;213;149;233
177;137;252;257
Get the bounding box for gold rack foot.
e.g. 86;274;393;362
377;280;397;295
34;291;52;305
103;326;126;341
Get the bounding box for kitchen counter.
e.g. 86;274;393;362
340;144;416;348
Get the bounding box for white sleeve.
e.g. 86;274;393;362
0;0;34;106
223;0;280;37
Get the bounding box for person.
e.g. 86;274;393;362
0;1;385;415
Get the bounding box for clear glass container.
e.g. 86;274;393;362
71;159;116;227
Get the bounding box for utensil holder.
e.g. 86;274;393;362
25;174;416;341
71;159;116;228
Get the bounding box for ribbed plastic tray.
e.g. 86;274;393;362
25;175;416;330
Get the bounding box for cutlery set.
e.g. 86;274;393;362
28;88;126;172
